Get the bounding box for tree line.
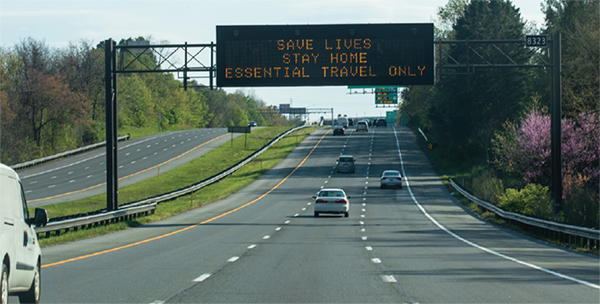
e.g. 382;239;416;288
400;0;598;227
0;37;291;165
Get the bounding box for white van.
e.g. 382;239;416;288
0;163;47;304
336;117;348;128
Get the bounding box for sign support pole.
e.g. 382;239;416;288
551;33;562;218
105;39;118;211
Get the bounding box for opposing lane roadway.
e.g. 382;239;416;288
19;128;235;206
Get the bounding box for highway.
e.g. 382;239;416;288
19;128;233;207
37;126;599;303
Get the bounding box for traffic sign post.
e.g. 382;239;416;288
227;126;252;148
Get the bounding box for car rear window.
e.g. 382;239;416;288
339;157;353;162
383;171;400;177
319;191;344;197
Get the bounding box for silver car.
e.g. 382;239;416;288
337;155;355;173
356;121;368;132
313;188;350;217
380;170;402;189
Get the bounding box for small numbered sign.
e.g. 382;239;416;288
526;35;548;47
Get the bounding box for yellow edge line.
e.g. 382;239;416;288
42;128;331;268
30;133;230;203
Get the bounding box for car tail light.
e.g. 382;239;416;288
335;199;348;204
381;178;387;181
396;178;402;181
316;199;327;204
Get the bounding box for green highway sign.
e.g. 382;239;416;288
386;110;397;123
375;87;398;104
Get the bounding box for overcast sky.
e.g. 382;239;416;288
0;0;547;118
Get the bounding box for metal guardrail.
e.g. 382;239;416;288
11;134;130;170
35;125;309;237
449;178;600;243
36;204;156;237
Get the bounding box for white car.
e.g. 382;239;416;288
0;163;48;304
380;170;403;189
313;188;350;217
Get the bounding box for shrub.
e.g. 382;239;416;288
472;169;504;205
563;173;599;228
499;184;552;220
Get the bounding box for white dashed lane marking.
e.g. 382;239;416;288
193;274;211;282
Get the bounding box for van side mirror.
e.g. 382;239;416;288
33;208;48;227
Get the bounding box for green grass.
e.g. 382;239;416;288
36;126;319;247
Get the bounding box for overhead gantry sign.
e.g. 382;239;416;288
216;23;434;87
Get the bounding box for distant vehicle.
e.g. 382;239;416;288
337;155;355;173
0;163;48;304
356;121;368;132
376;119;387;127
312;188;350;217
248;121;257;127
336;117;349;128
380;170;402;189
333;125;345;136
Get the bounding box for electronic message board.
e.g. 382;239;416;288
216;24;434;87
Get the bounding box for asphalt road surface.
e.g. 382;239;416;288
37;126;599;303
18;128;236;207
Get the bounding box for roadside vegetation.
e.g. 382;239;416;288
0;37;295;166
35;126;319;247
400;0;598;229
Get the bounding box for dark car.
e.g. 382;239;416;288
248;121;257;127
333;125;345;136
376;119;387;127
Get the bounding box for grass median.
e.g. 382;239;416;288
36;126;320;247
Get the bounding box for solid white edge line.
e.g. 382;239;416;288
392;126;600;290
193;273;211;282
